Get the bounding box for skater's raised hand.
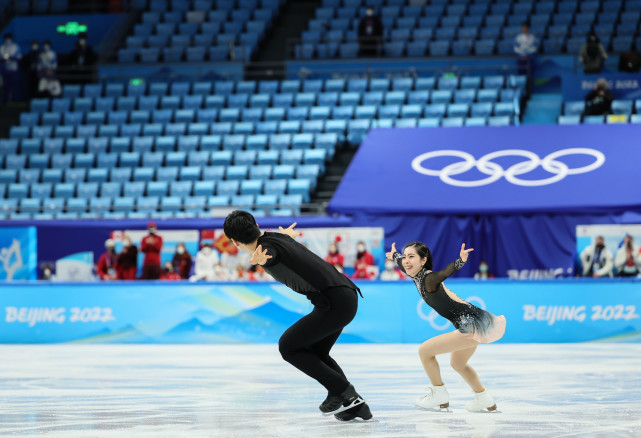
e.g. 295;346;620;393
385;242;398;261
459;243;474;262
279;222;300;239
249;244;272;265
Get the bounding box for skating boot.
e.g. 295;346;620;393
334;402;373;421
320;384;365;416
465;389;497;412
415;385;449;410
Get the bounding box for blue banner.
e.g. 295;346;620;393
0;227;37;281
562;72;641;101
1;280;639;343
329;125;641;215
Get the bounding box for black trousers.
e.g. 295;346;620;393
278;286;358;395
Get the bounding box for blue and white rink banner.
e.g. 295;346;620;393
1;280;640;343
0;227;37;281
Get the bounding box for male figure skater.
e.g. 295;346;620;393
223;210;372;420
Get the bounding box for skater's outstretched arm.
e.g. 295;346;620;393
424;244;473;292
278;222;300;239
249;244;276;266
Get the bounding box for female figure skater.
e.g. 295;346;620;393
385;241;506;412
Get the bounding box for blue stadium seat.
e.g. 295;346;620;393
488;116;512;127
63;168;86;184
19;169;41;184
54;182;75;198
87;168;108;183
193;181;216;197
202;166;225;181
31;182;53;198
558;115;581;125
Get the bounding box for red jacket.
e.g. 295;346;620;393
325;252;344;267
97;252;118;280
141;234;163;267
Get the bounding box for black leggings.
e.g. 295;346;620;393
278;286;358;395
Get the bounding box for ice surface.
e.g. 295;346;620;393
0;344;639;437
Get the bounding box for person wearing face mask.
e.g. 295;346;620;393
140;222;163;280
614;235;641;277
1;33;22;103
473;260;494;280
386;241;505;413
380;259;405;281
324;242;344;269
172;242;193;280
40;263;54;281
68;33;96;84
37;40;60;97
580;235;613;278
96;239;118;281
357;7;383;57
579;31;607;74
22;40;40;99
117;235;138;280
190;242;219;281
160;261;182;281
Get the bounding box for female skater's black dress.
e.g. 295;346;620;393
394;253;506;343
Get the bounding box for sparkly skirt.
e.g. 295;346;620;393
457;311;506;344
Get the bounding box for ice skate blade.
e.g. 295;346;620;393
415;405;452;413
321;397;365;416
467;405;501;414
335;415;376;423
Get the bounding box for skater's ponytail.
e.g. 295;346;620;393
404;242;433;271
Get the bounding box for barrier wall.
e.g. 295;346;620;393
2;279;640;344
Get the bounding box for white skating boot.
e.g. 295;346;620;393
415;385;449;410
465;389;497;412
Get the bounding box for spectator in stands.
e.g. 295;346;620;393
38;40;61;98
324;242;344;269
357;7;383;57
68;33;96;84
513;23;537;77
580;235;614;278
233;264;249;281
1;33;22;102
160;261;182;281
583;79;613;116
579;31;607;74
354;241;375;269
22;40;40;99
190;242;219;281
40;264;54;281
140;221;163;280
96;239;118;281
116;235;138;280
213;262;232;281
172;242;193;280
614;235;641;277
474;260;495;280
380;259;405;281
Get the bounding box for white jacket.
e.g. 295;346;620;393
580;244;613;277
191;248;220;281
614;244;641;275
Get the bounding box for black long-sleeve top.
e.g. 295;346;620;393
258;232;361;300
394;252;483;329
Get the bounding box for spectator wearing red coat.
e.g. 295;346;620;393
96;239;118;281
324;242;344;268
117;235;138;280
160;261;181;281
140;221;163;279
172;242;192;279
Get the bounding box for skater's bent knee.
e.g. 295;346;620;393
418;344;435;359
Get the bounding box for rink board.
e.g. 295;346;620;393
1;279;640;343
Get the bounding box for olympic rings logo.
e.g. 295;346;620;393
417;296;486;331
411;148;605;187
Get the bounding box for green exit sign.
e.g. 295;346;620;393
57;22;88;36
